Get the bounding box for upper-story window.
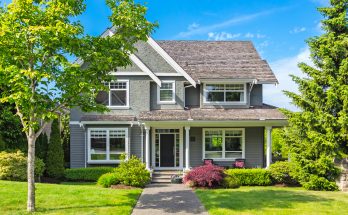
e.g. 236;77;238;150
96;80;129;108
203;83;246;104
157;80;176;104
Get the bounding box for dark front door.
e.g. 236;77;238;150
160;134;175;167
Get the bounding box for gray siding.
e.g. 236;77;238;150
130;126;143;159
150;77;186;110
185;85;200;107
250;84;263;106
188;127;264;168
70;125;86;168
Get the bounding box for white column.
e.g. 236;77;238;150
145;126;150;170
266;126;272;168
185;126;190;170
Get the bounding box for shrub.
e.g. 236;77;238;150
303;175;338;191
46;119;65;179
64;167;114;181
36;132;48;163
269;161;298;185
97;172;120;188
225;169;272;186
113;155;150;187
222;175;240;189
183;164;225;188
0;151;45;181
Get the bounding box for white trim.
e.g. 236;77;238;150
200;79;257;83
147;37;196;87
104;80;130;109
202;128;245;161
80;121;133;125
266;126;272;168
110;72;183;77
142;120;288;127
185;126;190;170
203;83;247;105
157;80;176;104
152;127;183;170
87;127;129;164
129;54;162;87
69;121;81;125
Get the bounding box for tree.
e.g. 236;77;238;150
35;132;48;163
46;119;64;178
0;0;156;211
283;0;348;190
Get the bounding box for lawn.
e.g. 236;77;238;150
0;180;142;215
196;186;348;215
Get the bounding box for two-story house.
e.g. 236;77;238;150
69;28;287;172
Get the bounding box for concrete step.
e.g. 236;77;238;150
152;175;172;179
152;178;171;183
151;171;182;183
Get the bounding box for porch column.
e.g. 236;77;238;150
145;126;150;170
185;126;190;170
266;126;272;168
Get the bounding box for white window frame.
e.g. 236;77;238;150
203;83;247;105
104;80;129;109
157;80;176;104
87;128;129;164
202;128;245;160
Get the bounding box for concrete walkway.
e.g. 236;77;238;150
132;184;208;215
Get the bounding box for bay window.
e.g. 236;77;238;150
96;80;129;108
203;83;246;104
88;128;128;163
203;128;244;159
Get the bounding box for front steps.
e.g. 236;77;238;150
151;170;181;183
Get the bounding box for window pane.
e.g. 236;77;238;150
225;130;243;137
225;137;242;151
96;91;109;105
226;92;244;102
110;154;123;160
205;152;223;158
160;90;173;101
205;130;223;151
225;84;244;90
111;90;127;106
90;130;107;160
225;152;242;158
110;82;127;89
206;92;224;102
206;84;224;91
161;83;173;89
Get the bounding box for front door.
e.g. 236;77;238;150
160;134;175;167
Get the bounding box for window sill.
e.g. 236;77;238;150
157;101;176;105
87;160;121;164
107;106;130;110
203;102;247;105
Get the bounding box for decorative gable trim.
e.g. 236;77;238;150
147;37;197;87
129;54;162;87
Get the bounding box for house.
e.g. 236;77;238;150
69;29;287;171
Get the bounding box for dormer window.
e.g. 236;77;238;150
157;80;176;104
96;80;129;108
203;83;246;104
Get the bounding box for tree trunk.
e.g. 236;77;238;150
27;132;36;212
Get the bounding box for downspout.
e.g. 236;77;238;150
139;121;144;163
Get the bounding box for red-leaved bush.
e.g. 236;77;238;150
183;164;225;187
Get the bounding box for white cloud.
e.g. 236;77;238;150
263;48;312;111
208;32;241;41
245;33;266;38
290;27;306;34
188;22;200;31
176;9;275;38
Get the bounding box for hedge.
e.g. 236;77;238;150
225;169;273;186
64;167;114;181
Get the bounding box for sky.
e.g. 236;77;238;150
1;0;329;110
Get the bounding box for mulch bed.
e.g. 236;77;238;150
110;184;136;189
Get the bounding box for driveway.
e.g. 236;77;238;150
132;183;208;215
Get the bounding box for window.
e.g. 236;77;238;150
203;83;246;104
203;128;244;159
96;80;129;108
157;81;175;104
88;128;128;163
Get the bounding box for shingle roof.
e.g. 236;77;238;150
80;115;136;122
156;40;277;83
138;104;286;121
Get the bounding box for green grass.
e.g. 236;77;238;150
196;186;348;215
0;180;142;215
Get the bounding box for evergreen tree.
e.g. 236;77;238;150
46;119;65;179
283;0;348;190
35;133;48;163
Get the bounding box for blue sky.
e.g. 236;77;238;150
1;0;329;110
